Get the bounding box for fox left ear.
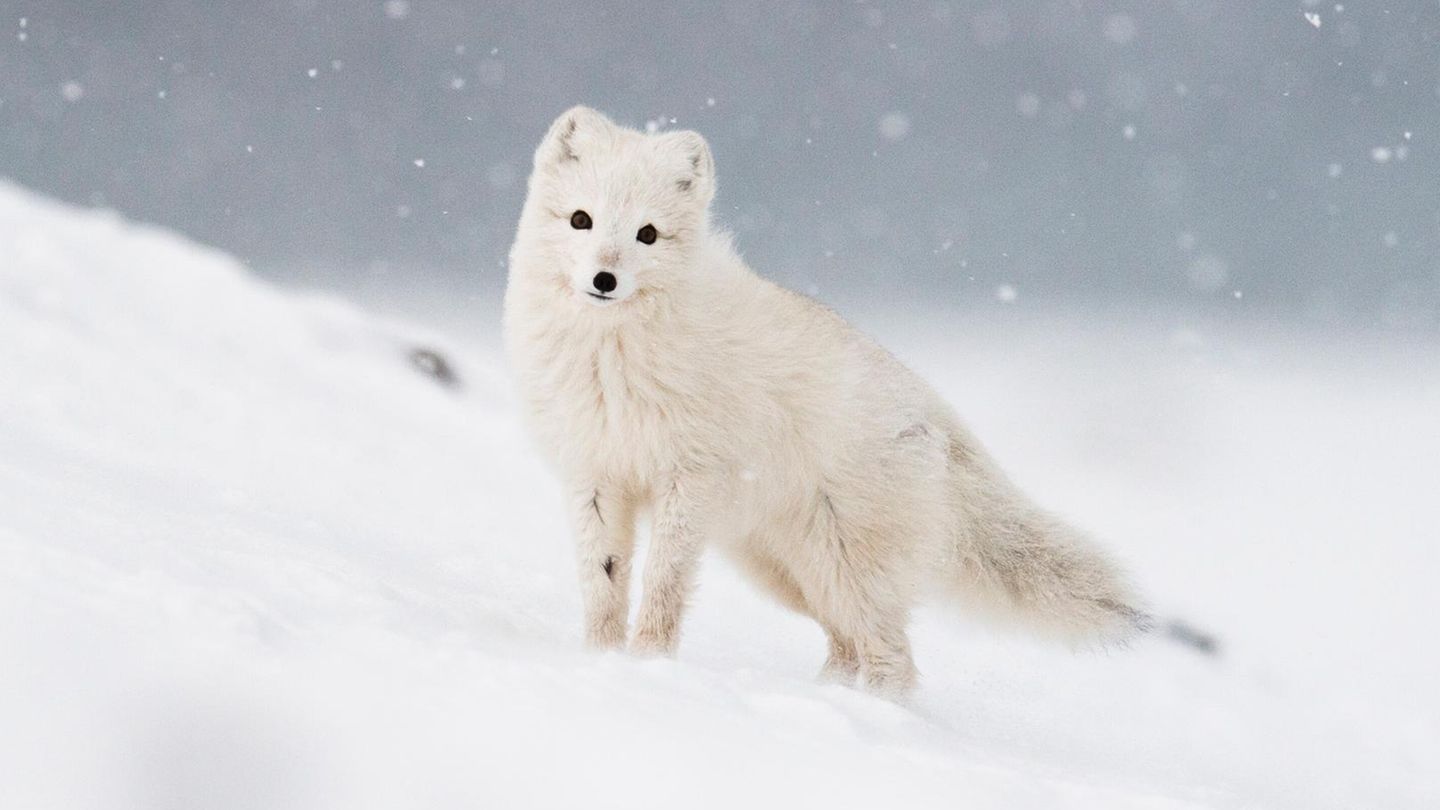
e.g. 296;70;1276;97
661;130;716;206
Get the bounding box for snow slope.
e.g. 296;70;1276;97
1;181;1436;809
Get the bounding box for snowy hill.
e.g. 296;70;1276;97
1;181;1436;809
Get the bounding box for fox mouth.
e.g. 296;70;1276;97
586;292;614;302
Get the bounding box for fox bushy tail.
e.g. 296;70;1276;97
942;435;1150;644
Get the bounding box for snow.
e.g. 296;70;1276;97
1;182;1438;809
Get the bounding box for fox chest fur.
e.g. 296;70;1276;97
515;318;699;492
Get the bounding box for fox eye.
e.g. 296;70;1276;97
570;210;592;230
636;224;657;245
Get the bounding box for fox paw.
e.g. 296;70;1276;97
629;628;678;657
818;652;860;685
585;618;627;651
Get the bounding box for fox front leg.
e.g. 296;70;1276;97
570;485;635;650
631;479;711;656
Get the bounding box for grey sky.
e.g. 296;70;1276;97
2;1;1437;327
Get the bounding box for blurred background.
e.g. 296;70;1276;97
3;0;1438;335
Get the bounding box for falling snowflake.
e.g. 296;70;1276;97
878;112;911;141
1103;14;1137;45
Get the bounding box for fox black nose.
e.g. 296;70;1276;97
592;271;617;293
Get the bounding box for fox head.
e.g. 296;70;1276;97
510;106;717;310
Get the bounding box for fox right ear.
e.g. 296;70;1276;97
535;106;615;168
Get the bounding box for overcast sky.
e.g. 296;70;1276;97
2;1;1437;328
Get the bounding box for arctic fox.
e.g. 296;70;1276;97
504;106;1145;697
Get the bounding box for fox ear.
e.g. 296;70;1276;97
534;105;615;168
661;130;716;205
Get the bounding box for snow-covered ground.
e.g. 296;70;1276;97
2;181;1436;809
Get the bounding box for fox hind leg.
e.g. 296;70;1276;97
815;577;916;698
735;549;861;685
820;632;860;684
800;498;920;699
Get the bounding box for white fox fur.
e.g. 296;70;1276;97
504;106;1145;697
